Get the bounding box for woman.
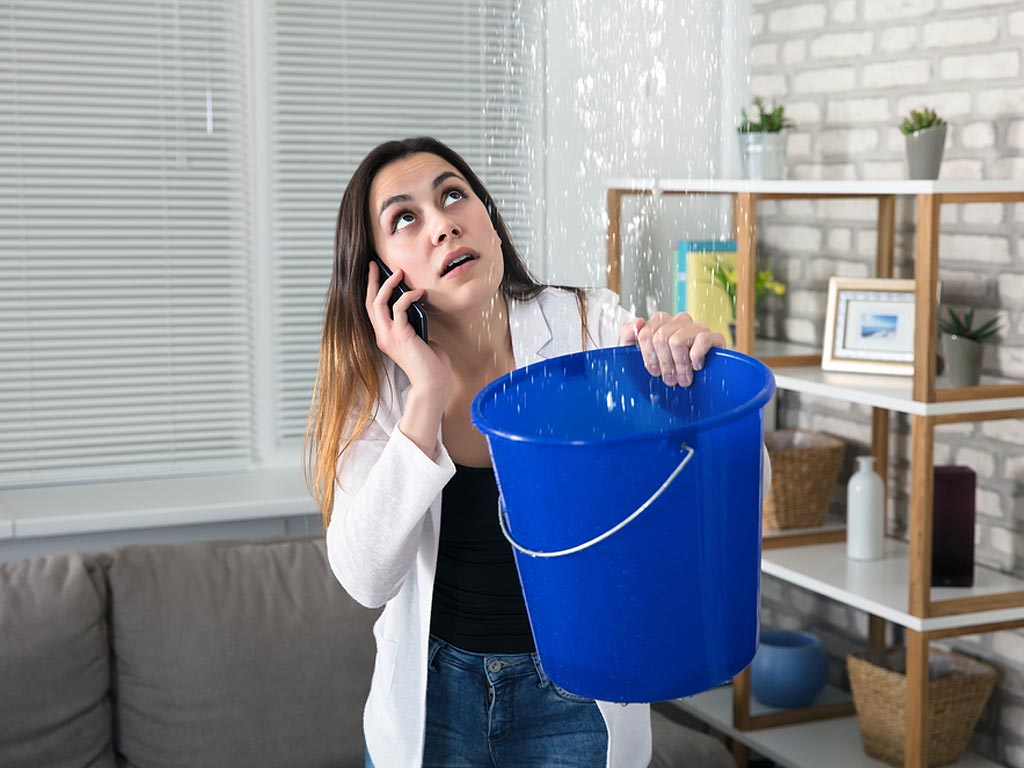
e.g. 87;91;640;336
306;137;724;768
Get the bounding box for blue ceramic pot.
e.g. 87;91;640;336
750;629;828;709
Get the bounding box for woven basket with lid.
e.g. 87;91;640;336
762;429;845;530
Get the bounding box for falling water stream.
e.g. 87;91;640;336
490;0;751;428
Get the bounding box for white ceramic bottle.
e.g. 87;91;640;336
847;455;885;561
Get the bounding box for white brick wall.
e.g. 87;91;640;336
939;233;1011;263
864;0;936;21
940;51;1021;81
895;91;972;118
783;39;808;63
793;66;857;93
862;59;932;87
1008;121;1024;149
922;17;999;47
769;3;829;32
880;25;919;52
944;0;1021;8
1011;10;1024;37
809;30;874;59
818;128;880;155
750;73;788;97
977;88;1024;117
827;97;891;124
785;100;823;124
751;0;1024;762
833;0;858;22
960;121;997;148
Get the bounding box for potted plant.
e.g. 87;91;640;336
710;262;786;346
938;307;1000;386
899;107;947;180
737;97;795;180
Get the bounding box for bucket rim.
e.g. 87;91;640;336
471;346;776;447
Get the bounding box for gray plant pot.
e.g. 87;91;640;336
739;132;788;180
905;124;947;180
942;333;982;387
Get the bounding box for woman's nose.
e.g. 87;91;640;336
432;215;461;245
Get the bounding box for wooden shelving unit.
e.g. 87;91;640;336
674;684;1003;768
606;179;1024;768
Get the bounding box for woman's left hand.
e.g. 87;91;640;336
620;312;726;387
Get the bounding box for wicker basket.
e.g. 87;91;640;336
847;647;997;767
762;430;845;530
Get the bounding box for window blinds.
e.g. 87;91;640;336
269;0;544;443
0;1;253;486
0;0;543;488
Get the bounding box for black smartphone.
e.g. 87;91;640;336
371;256;428;342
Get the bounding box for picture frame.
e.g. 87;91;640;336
821;277;936;376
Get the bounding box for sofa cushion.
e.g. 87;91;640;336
106;535;376;768
0;553;116;768
650;707;733;768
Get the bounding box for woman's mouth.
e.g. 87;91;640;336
440;250;478;277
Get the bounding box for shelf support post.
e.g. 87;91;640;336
871;408;890;533
607;188;624;295
913;194;940;403
735;192;757;353
868;614;886;650
909;415;934;618
732;666;752;730
876;195;896;279
905;629;929;768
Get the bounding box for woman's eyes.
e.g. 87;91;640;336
442;188;465;206
390;188;467;233
393;212;416;232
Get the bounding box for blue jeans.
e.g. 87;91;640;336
366;635;608;767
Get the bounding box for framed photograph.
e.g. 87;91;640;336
822;278;935;376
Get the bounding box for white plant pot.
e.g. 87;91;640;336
738;132;788;180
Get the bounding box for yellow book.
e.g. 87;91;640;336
683;248;736;347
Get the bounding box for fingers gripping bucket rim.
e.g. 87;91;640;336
471;347;775;703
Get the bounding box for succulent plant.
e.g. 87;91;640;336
738;97;795;134
899;107;946;136
938;307;1000;343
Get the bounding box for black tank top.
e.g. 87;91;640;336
429;463;535;653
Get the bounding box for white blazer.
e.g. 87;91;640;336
327;288;656;768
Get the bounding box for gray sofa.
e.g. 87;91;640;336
0;534;732;768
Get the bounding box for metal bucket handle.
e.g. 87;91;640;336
498;443;695;559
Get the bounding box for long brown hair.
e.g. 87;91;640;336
305;137;586;526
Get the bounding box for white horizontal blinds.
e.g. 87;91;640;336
0;0;253;486
270;0;543;443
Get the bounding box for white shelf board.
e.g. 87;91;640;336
764;515;844;540
607;178;1024;196
754;339;821;359
762;540;1024;632
671;684;1001;768
0;468;317;539
740;339;1024;415
0;520;12;540
771;366;1024;416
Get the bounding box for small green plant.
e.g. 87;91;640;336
710;263;786;319
899;107;945;135
738;97;795;134
938;307;1000;343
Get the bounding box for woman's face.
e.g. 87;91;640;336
368;152;504;317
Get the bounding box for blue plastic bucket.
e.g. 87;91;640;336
470;346;775;703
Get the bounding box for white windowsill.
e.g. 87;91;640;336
0;468;317;540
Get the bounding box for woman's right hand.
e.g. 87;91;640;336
366;261;450;455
